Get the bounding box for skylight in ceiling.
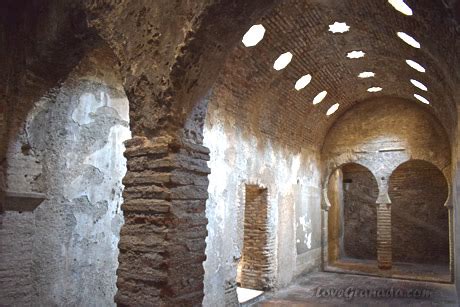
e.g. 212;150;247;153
295;74;312;90
368;87;383;92
242;25;266;47
327;103;340;116
410;79;428;91
414;94;430;104
388;0;413;16
329;22;350;34
273;52;293;70
397;32;420;48
313;91;328;104
358;72;375;78
406;59;426;73
347;51;366;59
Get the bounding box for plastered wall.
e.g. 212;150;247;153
202;102;322;306
0;49;130;306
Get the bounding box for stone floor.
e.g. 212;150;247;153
327;258;451;283
253;272;458;306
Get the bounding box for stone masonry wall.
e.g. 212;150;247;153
237;185;275;290
389;160;449;264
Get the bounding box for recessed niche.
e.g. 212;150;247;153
242;25;266;47
273;52;293;70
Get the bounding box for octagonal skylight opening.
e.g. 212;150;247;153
327;103;340;116
273;52;293;70
388;0;413;16
329;22;350;34
347;51;365;59
406;59;426;73
368;87;383;92
295;74;312;91
242;24;266;47
410;79;428;91
414;94;430;104
313;91;328;104
397;32;420;48
359;71;375;78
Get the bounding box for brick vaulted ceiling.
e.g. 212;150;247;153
208;0;460;148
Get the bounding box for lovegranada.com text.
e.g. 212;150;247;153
315;287;431;301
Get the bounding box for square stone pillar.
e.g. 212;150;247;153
115;136;210;306
377;202;392;269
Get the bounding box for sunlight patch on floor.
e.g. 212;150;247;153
237;287;264;303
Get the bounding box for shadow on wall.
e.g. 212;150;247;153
0;46;130;306
389;159;449;265
327;163;378;263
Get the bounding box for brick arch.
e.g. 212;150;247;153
388;159;450;267
326;162;379;263
324;161;379;210
388;159;450;207
64;0;459;305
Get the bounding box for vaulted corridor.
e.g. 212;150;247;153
1;0;460;306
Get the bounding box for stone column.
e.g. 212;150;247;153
376;202;392;269
115;135;210;306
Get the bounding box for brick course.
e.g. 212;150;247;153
237;185;275;290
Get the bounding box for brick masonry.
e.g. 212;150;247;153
342;164;378;260
117;136;210;306
0;0;459;305
323;98;452;272
389;160;449;264
237;185;276;290
377;203;392;269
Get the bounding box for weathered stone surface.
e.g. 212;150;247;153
389;160;449;264
1;0;460;306
323;98;452;274
1;46;130;306
116;135;210;306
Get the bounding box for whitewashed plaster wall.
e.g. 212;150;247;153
202;105;322;306
0;49;130;306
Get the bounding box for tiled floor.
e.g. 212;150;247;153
254;272;458;306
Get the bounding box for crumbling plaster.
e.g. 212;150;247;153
0;0;459;305
202;100;322;306
0;48;130;306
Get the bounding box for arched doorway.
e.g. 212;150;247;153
327;163;378;265
389;160;449;279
